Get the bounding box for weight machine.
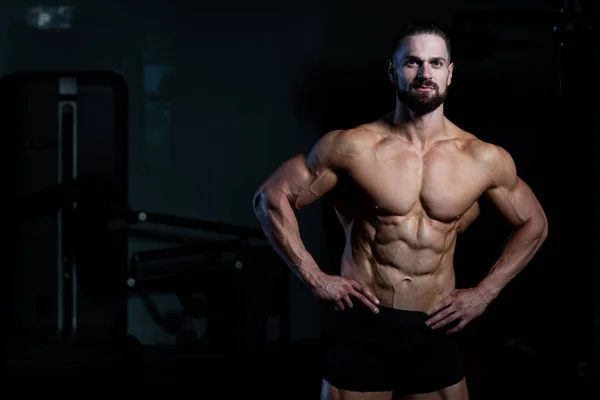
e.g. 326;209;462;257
3;71;290;372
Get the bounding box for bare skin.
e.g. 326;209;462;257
253;33;548;400
322;378;469;400
324;120;488;312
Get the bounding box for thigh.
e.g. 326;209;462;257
322;380;393;400
393;378;469;400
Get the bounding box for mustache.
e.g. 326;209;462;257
411;80;438;90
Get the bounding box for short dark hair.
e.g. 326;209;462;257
392;21;452;62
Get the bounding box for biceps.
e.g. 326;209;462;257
257;154;338;210
485;178;544;228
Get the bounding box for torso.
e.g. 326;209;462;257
329;119;492;311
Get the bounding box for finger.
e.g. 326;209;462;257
350;281;380;305
430;312;461;330
446;320;468;335
335;300;345;312
343;296;353;309
350;289;379;313
426;295;454;316
425;306;456;327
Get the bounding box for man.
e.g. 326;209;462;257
253;22;548;400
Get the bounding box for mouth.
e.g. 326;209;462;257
415;86;435;92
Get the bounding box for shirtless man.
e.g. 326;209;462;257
252;22;548;399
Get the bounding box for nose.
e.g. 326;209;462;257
417;63;433;80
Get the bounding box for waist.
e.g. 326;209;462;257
341;262;456;311
336;303;430;330
324;303;444;345
324;302;459;342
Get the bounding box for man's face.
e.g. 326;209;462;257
388;34;454;115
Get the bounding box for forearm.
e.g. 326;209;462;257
478;216;548;301
253;189;324;289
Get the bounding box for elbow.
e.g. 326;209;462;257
252;190;270;220
252;190;265;215
517;213;548;245
252;187;287;217
536;213;549;244
540;217;549;243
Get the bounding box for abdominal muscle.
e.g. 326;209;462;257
340;215;459;312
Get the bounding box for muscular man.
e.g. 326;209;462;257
253;22;548;399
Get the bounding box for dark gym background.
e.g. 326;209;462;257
1;0;596;398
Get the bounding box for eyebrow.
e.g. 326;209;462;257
404;55;447;63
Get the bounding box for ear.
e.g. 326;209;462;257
447;62;454;86
386;60;396;83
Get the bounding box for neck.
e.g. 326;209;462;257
388;98;448;147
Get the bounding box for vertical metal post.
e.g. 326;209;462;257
58;77;78;338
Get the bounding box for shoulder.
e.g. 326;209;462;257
464;137;517;188
310;124;380;167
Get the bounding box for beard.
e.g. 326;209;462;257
397;80;448;115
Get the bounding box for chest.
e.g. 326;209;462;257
340;146;490;222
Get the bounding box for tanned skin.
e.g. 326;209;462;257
253;34;548;400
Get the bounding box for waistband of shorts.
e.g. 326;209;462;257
328;302;431;333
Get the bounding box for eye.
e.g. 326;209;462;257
431;60;443;68
404;60;418;67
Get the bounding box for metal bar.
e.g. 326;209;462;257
131;239;243;263
130;239;243;282
58;101;75;338
71;98;78;334
135;210;264;239
58;75;78;339
126;225;215;244
56;97;64;336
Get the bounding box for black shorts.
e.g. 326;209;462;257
320;304;464;394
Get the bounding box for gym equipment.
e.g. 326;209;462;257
3;71;289;368
4;72;129;356
127;211;291;355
